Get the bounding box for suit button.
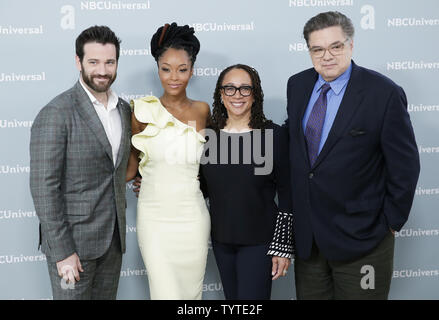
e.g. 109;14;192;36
309;173;314;179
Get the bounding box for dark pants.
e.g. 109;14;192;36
47;223;122;300
294;232;395;300
212;240;272;300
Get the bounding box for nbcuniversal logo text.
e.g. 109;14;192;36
0;72;46;82
387;61;439;71
0;165;30;174
0;209;36;220
0;254;46;264
120;48;150;57
120;268;147;277
388;17;439;27
418;145;439;154
0;119;33;129
192;67;224;77
395;228;439;238
60;3;150;30
415;186;439;196
203;282;223;292
393;269;439;279
408;103;439;113
80;1;150;10
289;42;308;52
126;225;137;233
190;22;255;32
289;0;354;7
0;25;43;35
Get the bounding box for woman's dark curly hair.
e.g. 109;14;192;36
211;64;272;131
150;22;200;66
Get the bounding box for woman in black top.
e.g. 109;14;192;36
200;64;294;300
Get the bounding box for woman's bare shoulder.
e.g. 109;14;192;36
191;100;211;117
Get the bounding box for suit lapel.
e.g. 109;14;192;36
312;61;364;169
73;81;114;165
114;100;130;169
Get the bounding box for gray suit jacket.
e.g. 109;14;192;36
30;81;132;263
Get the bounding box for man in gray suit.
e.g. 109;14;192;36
30;26;132;299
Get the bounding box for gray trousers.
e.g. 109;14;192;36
47;225;122;300
294;232;395;300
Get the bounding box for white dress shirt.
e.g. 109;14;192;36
79;79;122;166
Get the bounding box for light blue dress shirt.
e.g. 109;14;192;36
302;63;353;154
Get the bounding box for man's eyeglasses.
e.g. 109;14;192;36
308;38;350;58
221;85;253;97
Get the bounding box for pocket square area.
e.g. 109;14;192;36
349;129;366;136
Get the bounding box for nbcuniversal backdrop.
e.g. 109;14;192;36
0;0;438;299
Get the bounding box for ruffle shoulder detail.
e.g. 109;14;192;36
131;95;206;146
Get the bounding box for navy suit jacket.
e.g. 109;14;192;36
285;61;420;261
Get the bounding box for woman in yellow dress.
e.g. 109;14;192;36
126;23;211;300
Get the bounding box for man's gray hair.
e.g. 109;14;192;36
303;11;355;46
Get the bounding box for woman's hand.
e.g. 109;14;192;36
271;256;291;280
132;176;142;198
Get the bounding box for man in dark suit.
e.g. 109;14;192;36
30;26;132;299
285;11;420;299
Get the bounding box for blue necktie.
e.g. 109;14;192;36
305;83;331;166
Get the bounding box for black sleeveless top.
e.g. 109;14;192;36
200;122;292;245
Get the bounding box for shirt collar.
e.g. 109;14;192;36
317;62;352;95
79;78;119;110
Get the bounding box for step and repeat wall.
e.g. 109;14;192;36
0;0;438;299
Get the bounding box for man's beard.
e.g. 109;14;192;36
81;67;116;93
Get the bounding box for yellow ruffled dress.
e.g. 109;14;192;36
131;96;210;300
